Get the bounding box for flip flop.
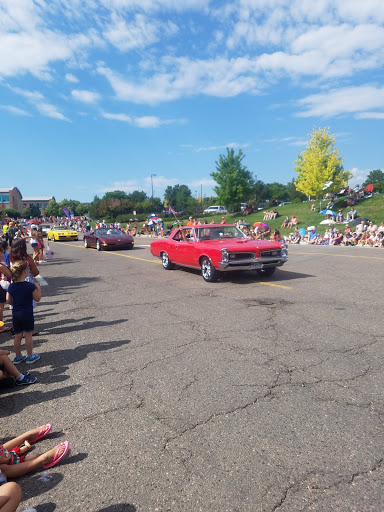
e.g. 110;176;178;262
42;441;69;469
29;424;52;444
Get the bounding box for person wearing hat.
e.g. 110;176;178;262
220;217;226;224
336;210;344;223
186;217;194;227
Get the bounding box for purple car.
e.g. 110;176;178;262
84;228;134;251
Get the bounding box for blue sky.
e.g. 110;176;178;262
1;0;383;203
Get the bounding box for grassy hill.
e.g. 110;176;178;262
189;194;384;237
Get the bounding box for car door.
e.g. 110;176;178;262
175;229;200;267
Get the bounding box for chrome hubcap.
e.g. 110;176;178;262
162;253;168;266
202;260;211;278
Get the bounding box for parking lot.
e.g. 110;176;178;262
1;240;384;512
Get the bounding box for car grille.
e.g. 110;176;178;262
229;252;255;260
260;250;282;258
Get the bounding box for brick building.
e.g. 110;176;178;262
0;187;23;212
0;187;54;215
22;197;55;215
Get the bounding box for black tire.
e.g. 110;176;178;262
201;257;220;282
257;267;276;277
162;252;174;270
84;238;88;248
96;239;101;251
126;244;133;250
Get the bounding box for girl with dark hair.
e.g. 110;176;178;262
6;261;41;364
10;239;39;280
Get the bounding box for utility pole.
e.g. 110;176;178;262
151;173;157;207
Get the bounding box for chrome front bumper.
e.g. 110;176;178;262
218;256;287;272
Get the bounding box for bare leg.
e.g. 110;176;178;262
3;427;43;450
0;356;21;379
24;332;33;357
1;443;67;478
0;482;22;512
13;334;23;358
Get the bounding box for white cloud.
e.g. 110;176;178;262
187;178;216;187
349;167;369;186
8;86;69;120
36;102;68;120
97;180;139;194
0;105;31;116
65;73;79;83
297;85;384;117
71;89;101;103
101;111;132;122
355;112;384;119
103;13;178;52
196;142;249;152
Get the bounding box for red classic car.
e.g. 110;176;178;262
84;228;134;251
150;224;288;282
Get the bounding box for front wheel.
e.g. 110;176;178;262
84;238;88;248
162;252;174;270
257;267;276;277
201;257;220;282
96;239;101;251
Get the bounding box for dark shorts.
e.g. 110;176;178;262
31;242;38;247
12;311;34;334
0;287;6;304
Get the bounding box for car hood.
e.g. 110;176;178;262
99;234;133;242
199;239;283;251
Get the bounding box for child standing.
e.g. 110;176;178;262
6;261;41;365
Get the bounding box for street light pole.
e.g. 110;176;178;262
151;173;157;206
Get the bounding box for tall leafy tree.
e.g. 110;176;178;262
294;127;351;197
362;169;384;187
164;184;192;211
211;148;254;211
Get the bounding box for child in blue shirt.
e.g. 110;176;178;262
6;261;41;365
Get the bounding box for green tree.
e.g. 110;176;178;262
102;191;128;201
3;208;20;219
127;191;147;203
30;205;41;217
45;199;60;217
294;127;351;197
264;182;288;202
211;148;254;211
362;169;384;187
21;208;31;218
286;179;306;202
164;185;192;211
88;196;101;219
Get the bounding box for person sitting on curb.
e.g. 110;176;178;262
0;477;21;512
0;424;69;478
0;349;37;386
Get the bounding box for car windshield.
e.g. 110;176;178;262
195;226;246;240
95;228;122;235
54;227;69;230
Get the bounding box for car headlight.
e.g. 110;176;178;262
281;244;288;258
221;248;229;263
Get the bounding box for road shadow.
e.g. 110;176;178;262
35;504;57;512
43;275;101;297
224;269;315;284
38;317;128;336
21;472;64;499
35;503;57;512
0;384;81;416
174;266;314;283
98;506;137;512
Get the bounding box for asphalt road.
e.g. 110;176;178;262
1;238;384;512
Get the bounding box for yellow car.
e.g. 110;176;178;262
47;226;79;241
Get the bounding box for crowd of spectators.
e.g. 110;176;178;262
286;221;384;247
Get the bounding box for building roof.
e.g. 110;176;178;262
23;196;55;201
